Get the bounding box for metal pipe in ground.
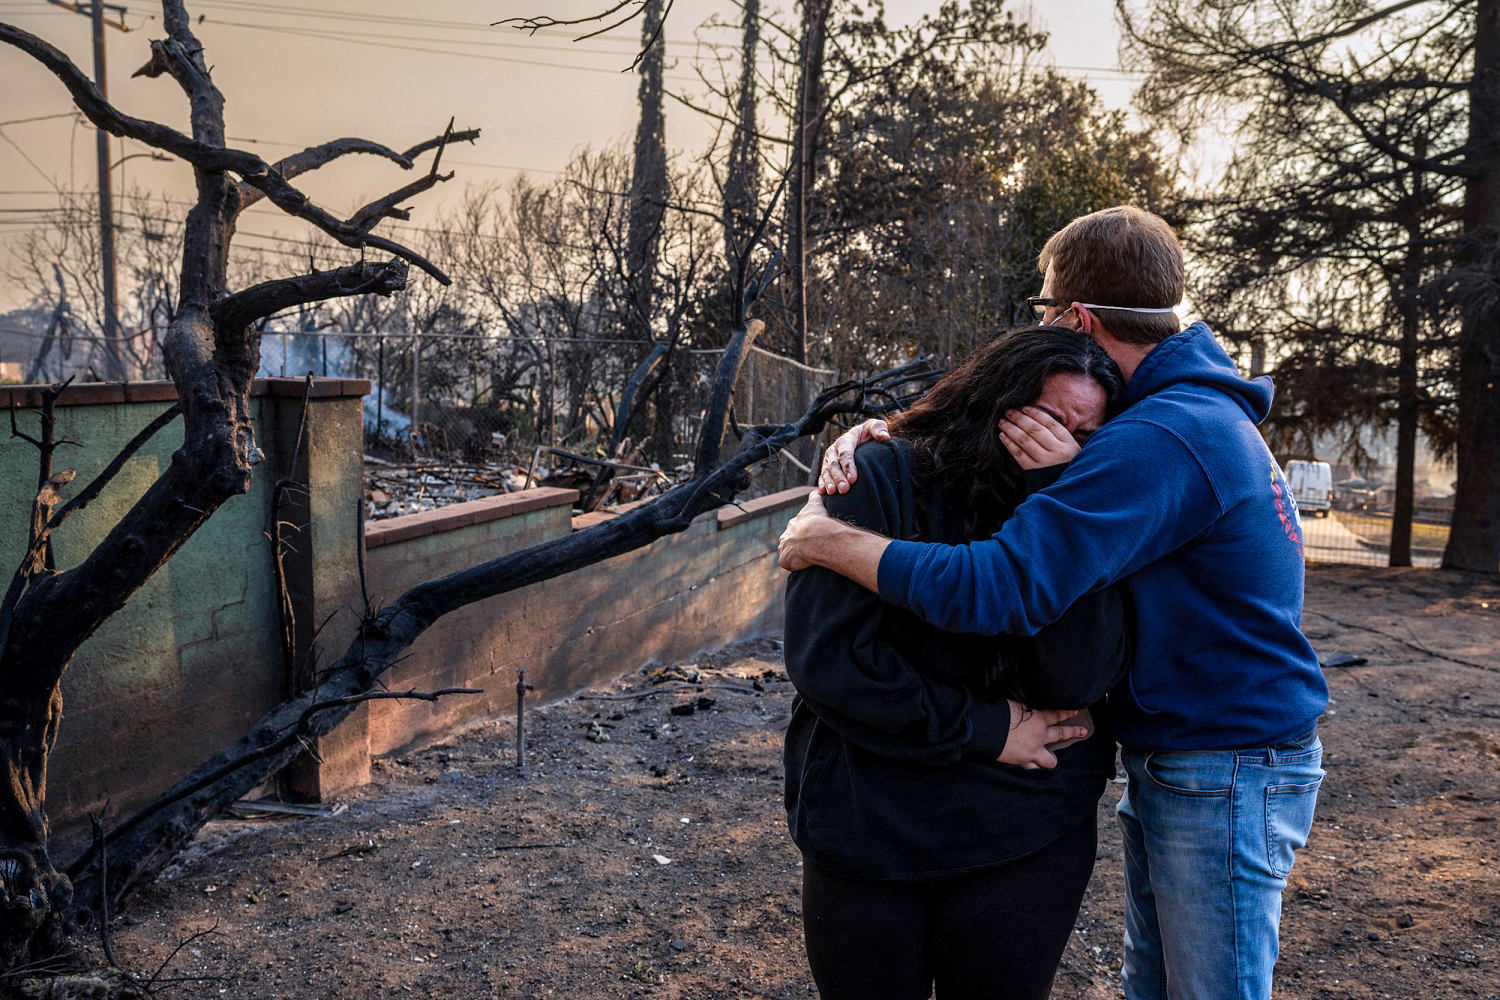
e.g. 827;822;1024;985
515;667;534;776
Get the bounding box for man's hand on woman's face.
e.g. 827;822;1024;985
999;406;1082;470
818;418;890;494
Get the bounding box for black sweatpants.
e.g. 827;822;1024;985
800;819;1097;1000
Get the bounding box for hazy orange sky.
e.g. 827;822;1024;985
0;0;1135;311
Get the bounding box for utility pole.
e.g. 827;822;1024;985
49;1;129;380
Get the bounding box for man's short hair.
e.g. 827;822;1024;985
1039;206;1185;345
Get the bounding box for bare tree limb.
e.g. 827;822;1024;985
666;89;793;144
235;128;480;213
47;403;183;533
210;260;409;333
1246;0;1447;60
0;22;464;281
348;172;451;234
237;177;455;283
695;319;763;472
498;0;643;38
72;686;481;902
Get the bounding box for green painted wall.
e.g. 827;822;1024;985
12;380;800;864
0;385;362;860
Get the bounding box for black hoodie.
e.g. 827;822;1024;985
783;438;1129;880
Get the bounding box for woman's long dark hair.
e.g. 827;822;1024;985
888;326;1125;538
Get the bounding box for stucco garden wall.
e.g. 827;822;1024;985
6;379;802;856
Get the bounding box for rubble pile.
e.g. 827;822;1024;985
362;449;681;521
363;456;529;520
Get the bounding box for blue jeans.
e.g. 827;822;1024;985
1116;730;1324;1000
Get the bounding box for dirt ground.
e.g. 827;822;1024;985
89;565;1499;999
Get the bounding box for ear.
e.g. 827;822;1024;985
1073;304;1097;335
1051;305;1083;331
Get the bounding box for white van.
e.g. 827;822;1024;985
1285;460;1333;517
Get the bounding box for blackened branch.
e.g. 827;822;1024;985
347;173;452;234
242;174;453;282
47;404;183;533
236;128;480;212
498;0;644;38
695;319;764;472
73;687;482;896
211;259;410;333
0;23;462;280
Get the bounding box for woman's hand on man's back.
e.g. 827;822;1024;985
819;419;890;494
998;703;1090;770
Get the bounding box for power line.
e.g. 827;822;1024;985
198;16;723;62
190;17;704;83
173;0;707;49
0;111;80;128
180;6;1137;79
0;128;64;193
3;0;1142;73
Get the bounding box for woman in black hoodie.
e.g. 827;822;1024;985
783;327;1130;1000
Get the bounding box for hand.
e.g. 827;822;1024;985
778;491;832;571
1043;708;1095;752
819;419;890;495
778;491;890;592
997;703;1089;770
998;406;1081;470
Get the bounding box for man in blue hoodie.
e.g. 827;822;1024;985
778;206;1328;1000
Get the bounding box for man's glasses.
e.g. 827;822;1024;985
1017;296;1061;324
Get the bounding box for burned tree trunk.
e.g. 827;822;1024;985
777;0;831;487
0;676;71;970
1445;0;1500;573
724;0;761;281
0;2;475;972
625;0;668;348
785;0;830;367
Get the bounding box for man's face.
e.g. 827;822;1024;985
1039;265;1076;328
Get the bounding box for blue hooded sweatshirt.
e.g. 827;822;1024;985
877;322;1328;751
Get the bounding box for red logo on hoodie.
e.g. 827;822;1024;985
1271;468;1304;557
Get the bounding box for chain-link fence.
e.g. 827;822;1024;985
1299;504;1451;569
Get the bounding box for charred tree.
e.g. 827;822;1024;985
1450;0;1500;573
785;0;830;367
723;0;762;286
774;0;831;486
625;0;668;348
0;3;477;972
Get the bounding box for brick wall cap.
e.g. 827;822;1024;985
365;487;579;548
717;487;812;530
0;377;368;410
